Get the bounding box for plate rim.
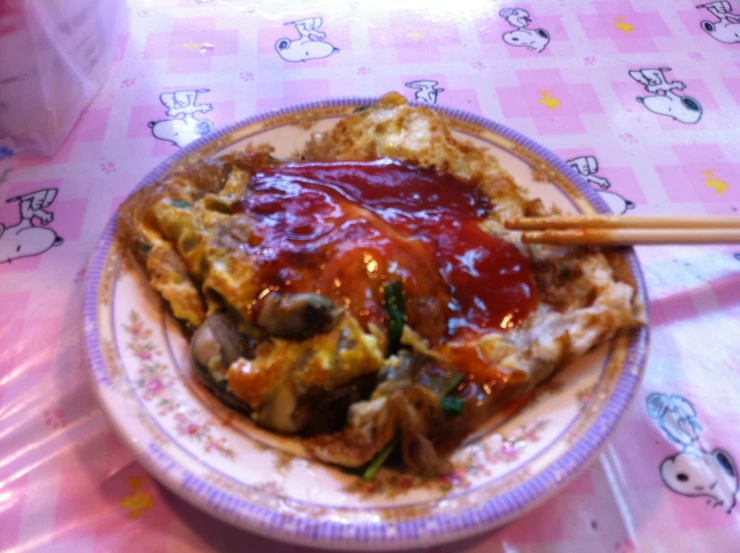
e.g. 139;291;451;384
82;96;650;550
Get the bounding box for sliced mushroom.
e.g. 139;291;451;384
191;314;253;413
257;293;342;341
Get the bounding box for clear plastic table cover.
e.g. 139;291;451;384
1;0;740;551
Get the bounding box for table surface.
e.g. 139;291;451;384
2;0;740;551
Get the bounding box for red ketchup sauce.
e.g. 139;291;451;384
235;159;536;380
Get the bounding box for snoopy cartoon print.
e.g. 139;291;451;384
499;7;550;53
148;89;215;149
275;18;340;63
697;1;740;44
0;189;63;265
0;139;16;184
628;68;703;124
567;156;635;215
405;80;444;105
647;392;738;513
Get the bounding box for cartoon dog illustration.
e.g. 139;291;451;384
628;68;703;124
499;7;550;53
148;89;215;149
275;18;340;63
647;392;738;513
0;140;16;184
0;189;63;265
567;156;636;215
697;1;740;44
405;80;444;105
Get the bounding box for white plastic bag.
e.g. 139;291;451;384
0;0;125;157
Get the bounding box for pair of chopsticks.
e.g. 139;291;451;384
505;215;740;246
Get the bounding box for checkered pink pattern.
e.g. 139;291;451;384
496;68;604;135
578;1;673;54
2;0;740;552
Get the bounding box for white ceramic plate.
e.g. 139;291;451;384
83;98;649;550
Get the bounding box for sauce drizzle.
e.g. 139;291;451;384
235;159;536;347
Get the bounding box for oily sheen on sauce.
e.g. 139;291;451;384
234;159;536;381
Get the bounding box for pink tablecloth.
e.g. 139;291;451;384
2;0;740;551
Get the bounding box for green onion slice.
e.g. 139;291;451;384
441;396;464;416
384;280;406;356
363;435;401;482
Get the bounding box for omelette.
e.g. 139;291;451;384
117;93;646;477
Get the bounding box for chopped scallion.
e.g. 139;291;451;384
384;280;406;356
363;435;401;482
441;396;464;415
171;199;191;209
136;241;153;255
442;372;464;397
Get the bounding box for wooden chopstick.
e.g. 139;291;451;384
505;215;740;230
519;228;740;246
504;215;740;245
